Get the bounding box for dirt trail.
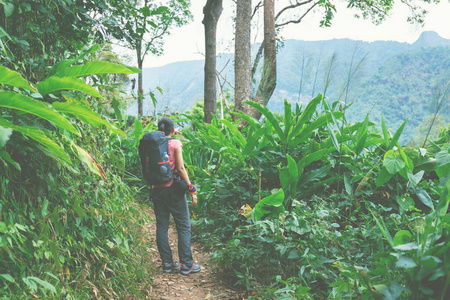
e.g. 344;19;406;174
144;209;240;300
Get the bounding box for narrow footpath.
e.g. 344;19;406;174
144;209;241;300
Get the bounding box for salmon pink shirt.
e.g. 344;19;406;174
152;138;182;188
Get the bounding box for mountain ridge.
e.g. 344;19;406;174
127;31;450;143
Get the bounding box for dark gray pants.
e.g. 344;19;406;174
151;187;194;267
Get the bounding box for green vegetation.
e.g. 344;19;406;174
1;1;448;299
0;1;189;296
182;97;450;299
0;49;156;297
0;1;172;297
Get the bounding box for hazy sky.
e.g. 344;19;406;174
141;0;450;68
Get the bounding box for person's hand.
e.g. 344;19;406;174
191;194;197;207
174;128;181;135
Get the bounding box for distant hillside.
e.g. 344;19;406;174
348;46;450;142
127;31;450;143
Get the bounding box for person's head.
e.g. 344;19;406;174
158;117;175;136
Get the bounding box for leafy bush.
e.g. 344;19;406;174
0;53;154;298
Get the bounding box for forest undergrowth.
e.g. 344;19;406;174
181;98;450;299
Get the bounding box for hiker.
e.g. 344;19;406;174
150;117;201;275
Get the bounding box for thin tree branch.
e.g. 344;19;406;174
275;0;313;21
142;22;170;61
252;0;316;74
251;1;263;19
276;2;318;27
219;58;231;74
216;75;231;112
216;69;234;90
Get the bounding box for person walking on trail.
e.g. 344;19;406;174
151;117;201;275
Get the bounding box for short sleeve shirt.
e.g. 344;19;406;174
152;138;182;188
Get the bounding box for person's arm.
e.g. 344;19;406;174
174;146;197;206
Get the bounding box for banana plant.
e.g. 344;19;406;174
0;49;139;177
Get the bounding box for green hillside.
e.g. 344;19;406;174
348;46;450;143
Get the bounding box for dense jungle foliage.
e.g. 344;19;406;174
1;1;449;299
180;98;450;299
0;0;183;297
0;48;158;298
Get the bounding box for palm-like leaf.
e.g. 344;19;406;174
37;76;103;98
0;117;71;164
381;114;390;148
388;119;408;150
354;115;369;156
243;127;266;156
231;111;259;128
0;91;79;136
52;101;124;136
284;100;292;140
289;93;323;141
0;66;35;92
291;111;344;147
244;100;284;143
53;61;137;78
220;119;246;149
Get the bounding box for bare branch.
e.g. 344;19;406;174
275;0;313;21
276;2;318;28
219;58;231;74
251;1;263;19
216;75;232;112
252;0;316;75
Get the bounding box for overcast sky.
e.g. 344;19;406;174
140;0;450;68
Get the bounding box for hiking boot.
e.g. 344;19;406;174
180;264;201;275
162;261;180;273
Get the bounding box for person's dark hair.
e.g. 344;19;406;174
158;117;174;136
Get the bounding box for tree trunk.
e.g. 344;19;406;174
244;0;276;120
136;44;144;116
203;0;223;124
234;0;252;120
